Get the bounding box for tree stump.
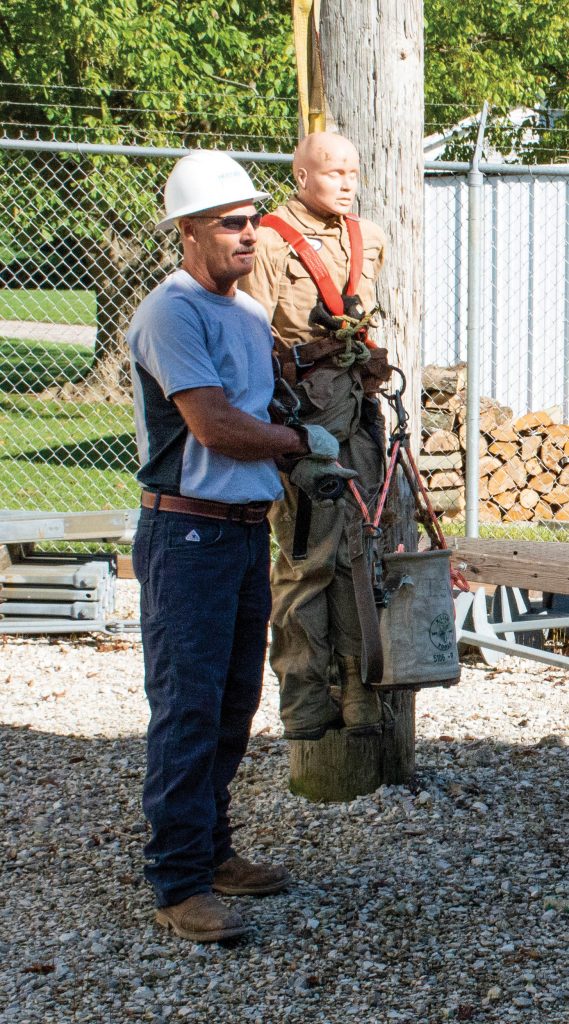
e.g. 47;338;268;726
289;689;415;801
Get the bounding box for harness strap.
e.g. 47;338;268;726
345;213;363;297
260;212;364;317
292;488;313;561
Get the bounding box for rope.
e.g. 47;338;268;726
332;308;379;368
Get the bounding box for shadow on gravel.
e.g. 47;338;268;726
1;723;568;1023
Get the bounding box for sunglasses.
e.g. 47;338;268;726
192;213;262;232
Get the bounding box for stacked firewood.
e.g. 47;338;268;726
420;364;569;523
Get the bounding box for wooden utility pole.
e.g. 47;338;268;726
288;0;424;801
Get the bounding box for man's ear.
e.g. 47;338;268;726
179;217;197;242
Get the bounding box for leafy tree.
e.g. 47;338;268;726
2;0;569;396
424;0;569;161
0;1;297;397
0;0;296;146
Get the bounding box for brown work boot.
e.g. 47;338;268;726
156;892;247;942
339;654;382;735
213;855;290;896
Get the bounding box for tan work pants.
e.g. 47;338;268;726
269;365;384;734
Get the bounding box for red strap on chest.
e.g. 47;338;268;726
260;212;363;317
345;213;363;297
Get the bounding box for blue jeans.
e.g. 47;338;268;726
132;505;271;908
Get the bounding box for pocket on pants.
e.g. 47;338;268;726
166;515;224;550
132;522;152;585
295;367;362;442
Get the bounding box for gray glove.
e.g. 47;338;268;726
290;458;358;505
300;424;340;462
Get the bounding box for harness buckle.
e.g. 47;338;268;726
292;345;315;372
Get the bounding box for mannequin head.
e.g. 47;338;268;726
292;132;359;217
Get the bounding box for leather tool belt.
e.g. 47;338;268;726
141;491;272;524
277;336;391;386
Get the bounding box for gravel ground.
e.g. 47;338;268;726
1;580;568;1024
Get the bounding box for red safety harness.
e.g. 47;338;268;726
260;211;370;335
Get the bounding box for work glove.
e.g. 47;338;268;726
290;458;358;505
278;423;339;475
300;423;340;462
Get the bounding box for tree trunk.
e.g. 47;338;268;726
49;231;178;404
84;232;178;402
289;0;424;800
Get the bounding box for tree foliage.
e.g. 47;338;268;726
3;1;569;161
425;0;569;160
0;0;296;146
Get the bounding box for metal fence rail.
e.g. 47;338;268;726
1;133;569;542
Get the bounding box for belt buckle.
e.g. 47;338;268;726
228;504;247;523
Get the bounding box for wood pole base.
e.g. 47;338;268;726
289;690;416;803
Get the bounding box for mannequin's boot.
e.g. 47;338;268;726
339;654;382;735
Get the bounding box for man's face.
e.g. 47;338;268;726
296;140;360;218
180;203;259;295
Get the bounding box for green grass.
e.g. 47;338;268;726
0;289;96;326
0;336;139;511
0;339;94;393
440;519;569;543
0;393;139;512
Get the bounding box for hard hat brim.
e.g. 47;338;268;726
155;190;270;232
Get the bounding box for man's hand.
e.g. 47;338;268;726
286;423;356;503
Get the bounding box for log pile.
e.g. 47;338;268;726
420;364;569;524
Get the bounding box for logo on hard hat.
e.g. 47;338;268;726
429;613;453;652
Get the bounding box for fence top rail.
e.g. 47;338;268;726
0;136;294;163
426;159;569;176
2;138;569;177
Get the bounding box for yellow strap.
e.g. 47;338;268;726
292;0;326;135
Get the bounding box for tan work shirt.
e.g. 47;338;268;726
240;196;387;349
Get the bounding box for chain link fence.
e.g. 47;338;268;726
2;132;569;542
422;165;569;540
0;137;294;515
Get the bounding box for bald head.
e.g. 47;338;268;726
293;132;360;218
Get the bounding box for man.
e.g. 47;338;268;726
127;150;349;942
241;132;389;740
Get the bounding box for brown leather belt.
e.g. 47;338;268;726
141;491;271;524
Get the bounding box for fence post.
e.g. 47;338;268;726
465;102;488;538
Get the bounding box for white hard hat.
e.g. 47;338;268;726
155;150;270;231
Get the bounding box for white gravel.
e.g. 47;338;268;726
1;580;568;1023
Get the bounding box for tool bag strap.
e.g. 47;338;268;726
291;487;312;561
261;212;364;316
348;517;384;688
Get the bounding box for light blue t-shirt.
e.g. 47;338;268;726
127;269;283;503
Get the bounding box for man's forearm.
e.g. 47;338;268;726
173;387;306;461
201;408;305;461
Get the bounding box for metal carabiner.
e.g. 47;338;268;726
380;365;407;400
